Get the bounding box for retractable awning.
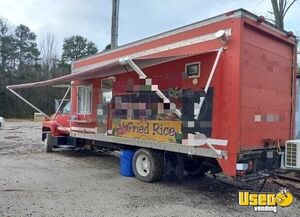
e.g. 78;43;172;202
7;28;231;90
6;50;216;90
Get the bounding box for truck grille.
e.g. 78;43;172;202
286;142;297;167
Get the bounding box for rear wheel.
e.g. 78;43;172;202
45;133;54;153
132;148;163;183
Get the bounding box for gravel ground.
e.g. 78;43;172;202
0;121;299;217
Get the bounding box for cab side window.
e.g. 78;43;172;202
78;85;92;114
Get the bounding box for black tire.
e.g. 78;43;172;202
132;148;164;183
45;133;54;153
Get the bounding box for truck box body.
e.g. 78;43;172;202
7;9;297;178
66;9;297;176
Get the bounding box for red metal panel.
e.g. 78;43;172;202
240;23;294;150
215;18;243;176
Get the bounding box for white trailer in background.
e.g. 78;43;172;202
0;117;4;129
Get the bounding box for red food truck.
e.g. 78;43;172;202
7;9;297;182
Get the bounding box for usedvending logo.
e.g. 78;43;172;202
238;189;294;213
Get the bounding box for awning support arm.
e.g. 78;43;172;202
119;57;182;117
53;87;70;118
204;47;223;93
7;87;70;132
195;47;223;120
7;88;52;120
119;57;147;79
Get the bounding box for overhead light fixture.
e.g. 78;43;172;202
119;56;131;65
215;30;228;44
287;31;294;38
257;16;265;24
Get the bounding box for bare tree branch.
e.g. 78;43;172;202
39;33;58;77
279;0;284;15
265;18;276;22
283;0;297;17
271;0;297;29
283;0;288;11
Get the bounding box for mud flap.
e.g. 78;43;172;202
163;152;184;181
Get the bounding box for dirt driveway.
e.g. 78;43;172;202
0;121;299;217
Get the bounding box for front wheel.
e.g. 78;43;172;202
45;133;54;153
132;148;164;183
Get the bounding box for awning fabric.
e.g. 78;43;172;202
7;49;218;90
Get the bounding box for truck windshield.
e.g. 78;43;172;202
62;101;71;114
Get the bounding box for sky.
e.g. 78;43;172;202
0;0;299;54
